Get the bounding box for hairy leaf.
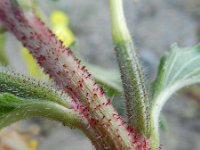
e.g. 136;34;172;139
0;68;71;108
151;44;200;135
0;69;80;128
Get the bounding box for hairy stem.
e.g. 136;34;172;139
0;0;151;149
109;0;149;135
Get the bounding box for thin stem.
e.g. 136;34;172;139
109;0;149;135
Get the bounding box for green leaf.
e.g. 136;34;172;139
0;26;7;33
159;115;168;133
0;68;70;108
0;68;80;128
151;44;200;136
0;93;79;129
0;34;9;65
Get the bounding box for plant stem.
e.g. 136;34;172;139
109;0;149;135
0;93;80;129
0;1;151;149
0;94;110;149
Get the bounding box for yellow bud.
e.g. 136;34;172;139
50;10;69;26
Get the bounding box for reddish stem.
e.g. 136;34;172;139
0;1;150;149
